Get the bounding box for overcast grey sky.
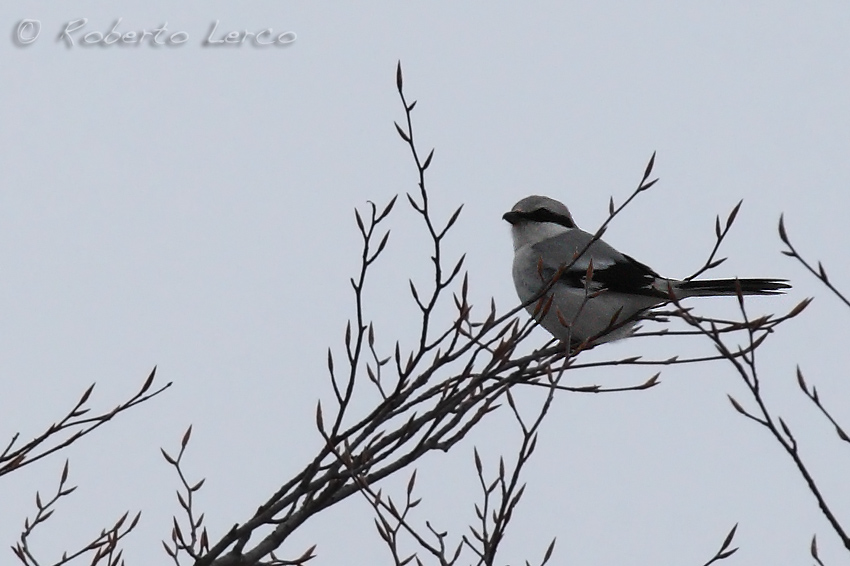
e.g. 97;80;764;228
2;2;850;565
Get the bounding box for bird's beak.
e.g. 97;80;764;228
502;211;522;225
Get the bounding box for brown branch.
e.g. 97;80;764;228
2;367;170;477
779;214;850;308
12;461;141;566
673;275;850;552
701;524;739;566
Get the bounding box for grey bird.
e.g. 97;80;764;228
503;195;789;345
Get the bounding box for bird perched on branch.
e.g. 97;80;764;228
503;195;790;345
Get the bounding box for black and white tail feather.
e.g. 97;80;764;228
676;278;788;297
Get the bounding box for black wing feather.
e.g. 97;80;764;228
530;232;665;297
559;253;663;297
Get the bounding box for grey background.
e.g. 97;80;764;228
2;2;849;564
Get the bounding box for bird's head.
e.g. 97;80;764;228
503;195;576;250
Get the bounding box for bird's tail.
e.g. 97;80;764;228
675;278;790;297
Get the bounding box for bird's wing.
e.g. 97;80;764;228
530;230;664;296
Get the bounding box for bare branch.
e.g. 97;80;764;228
2;368;170;477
